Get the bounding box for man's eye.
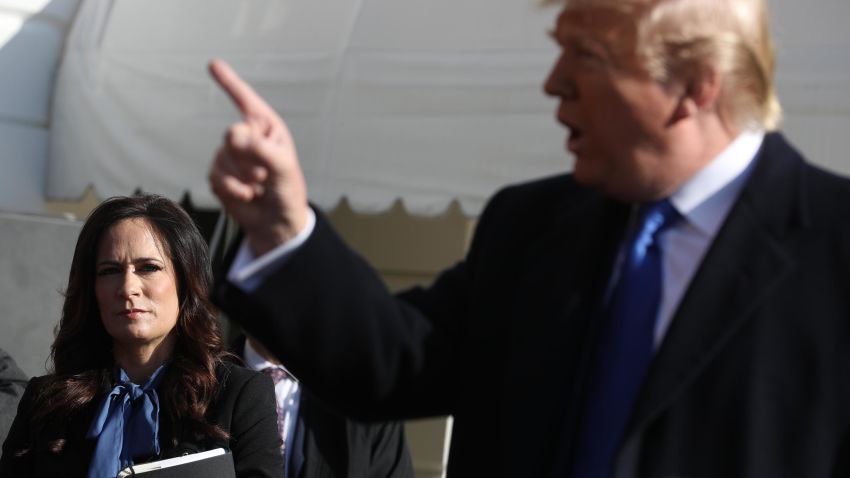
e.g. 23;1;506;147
573;44;603;60
576;47;597;58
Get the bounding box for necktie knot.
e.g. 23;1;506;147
261;366;289;384
631;199;681;261
637;198;680;238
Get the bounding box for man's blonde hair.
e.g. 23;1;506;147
547;0;781;130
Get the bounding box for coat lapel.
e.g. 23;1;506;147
626;133;808;440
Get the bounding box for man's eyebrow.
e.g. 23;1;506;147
547;28;570;45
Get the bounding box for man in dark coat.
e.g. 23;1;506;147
230;334;414;478
206;0;850;476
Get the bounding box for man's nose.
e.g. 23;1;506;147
543;65;559;97
543;57;577;100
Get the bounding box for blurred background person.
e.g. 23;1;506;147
231;333;413;478
0;348;26;446
0;195;282;477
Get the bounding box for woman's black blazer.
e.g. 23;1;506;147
0;361;284;477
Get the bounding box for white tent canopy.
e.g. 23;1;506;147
45;0;564;216
2;0;850;216
0;0;80;215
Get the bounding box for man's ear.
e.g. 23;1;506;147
670;65;722;123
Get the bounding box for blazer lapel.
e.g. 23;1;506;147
626;133;808;440
37;395;100;477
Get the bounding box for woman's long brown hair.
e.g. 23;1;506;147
25;194;228;453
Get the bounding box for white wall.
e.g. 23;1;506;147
0;212;81;377
772;0;850;174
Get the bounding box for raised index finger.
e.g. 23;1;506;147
209;58;276;122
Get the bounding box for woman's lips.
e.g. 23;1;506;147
119;308;147;319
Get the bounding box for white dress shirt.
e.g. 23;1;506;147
242;338;301;467
228;208;316;292
243;339;300;405
653;129;765;348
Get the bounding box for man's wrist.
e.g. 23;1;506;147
228;207;317;292
245;206;310;256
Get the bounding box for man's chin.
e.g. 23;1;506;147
571;163;603;191
572;170;641;203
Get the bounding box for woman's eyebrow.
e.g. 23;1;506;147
133;257;164;263
96;257;164;266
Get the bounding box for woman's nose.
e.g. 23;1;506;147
118;270;141;297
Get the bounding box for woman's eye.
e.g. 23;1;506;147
138;264;162;273
96;267;120;276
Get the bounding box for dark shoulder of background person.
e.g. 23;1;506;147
0;348;27;446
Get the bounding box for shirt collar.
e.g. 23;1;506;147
670;129;765;236
243;338;293;376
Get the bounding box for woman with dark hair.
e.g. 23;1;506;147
0;195;283;477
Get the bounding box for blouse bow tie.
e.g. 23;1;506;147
86;365;166;478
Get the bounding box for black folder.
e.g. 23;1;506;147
116;448;235;478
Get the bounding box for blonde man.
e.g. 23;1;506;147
209;0;850;476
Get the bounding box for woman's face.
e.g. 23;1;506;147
95;218;180;349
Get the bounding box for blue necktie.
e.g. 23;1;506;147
573;199;681;478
